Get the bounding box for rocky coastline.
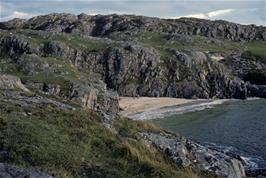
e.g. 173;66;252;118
0;13;265;178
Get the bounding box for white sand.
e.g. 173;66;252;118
119;97;198;117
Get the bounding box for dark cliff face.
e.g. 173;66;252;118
1;13;266;100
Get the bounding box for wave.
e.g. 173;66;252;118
241;156;259;170
128;99;232;120
198;141;265;174
246;97;262;100
203;141;266;174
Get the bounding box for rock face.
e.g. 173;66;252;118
0;13;265;178
1;13;265;41
221;52;265;81
0;89;76;110
0;163;53;178
0;35;120;115
1;14;265;100
141;132;246;178
247;84;266;98
99;46;249;99
1;32;261;99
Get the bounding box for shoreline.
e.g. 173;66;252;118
119;97;232;120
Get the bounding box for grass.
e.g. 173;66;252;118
138;32;182;56
244;41;266;60
113;117;164;137
1;29;107;53
0;96;215;178
51;35;107;52
0;29;220;178
137;31;266;60
0;55;103;93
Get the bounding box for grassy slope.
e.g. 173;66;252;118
138;31;266;59
1;29;107;52
0;28;211;178
0;92;214;178
3;29;261;178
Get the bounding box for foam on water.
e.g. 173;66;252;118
128;99;232;120
202;141;260;170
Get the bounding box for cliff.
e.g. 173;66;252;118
0;13;265;178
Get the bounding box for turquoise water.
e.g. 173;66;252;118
152;99;266;170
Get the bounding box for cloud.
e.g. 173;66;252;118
1;11;37;21
207;9;235;17
166;8;236;19
0;1;264;25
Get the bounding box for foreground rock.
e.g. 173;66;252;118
0;163;53;178
141;132;246;178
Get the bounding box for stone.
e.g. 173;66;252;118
0;163;53;178
0;74;30;92
141;132;246;178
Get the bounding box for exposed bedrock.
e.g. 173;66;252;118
1;13;265;41
141;132;246;178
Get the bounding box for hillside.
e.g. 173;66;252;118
0;13;265;178
1;13;265;99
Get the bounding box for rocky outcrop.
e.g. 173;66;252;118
0;90;76;110
168;18;266;41
221;52;265;81
1;13;265;41
100;45;248;99
0;13;265;178
0;74;30;92
0;163;53;178
0;14;265;102
0;34;35;58
247;84;266;98
0;33;254;99
66;81;119;115
0;31;120;115
141;132;246;178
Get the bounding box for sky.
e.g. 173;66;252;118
0;0;265;26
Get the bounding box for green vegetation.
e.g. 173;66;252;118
0;95;214;178
244;41;266;59
138;31;266;60
0;29;107;52
138;32;181;58
0;54;101;91
52;35;107;52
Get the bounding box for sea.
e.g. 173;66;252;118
151;99;266;176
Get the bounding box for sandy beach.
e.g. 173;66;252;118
119;97;231;120
119;97;199;117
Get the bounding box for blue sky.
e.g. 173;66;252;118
0;0;265;25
